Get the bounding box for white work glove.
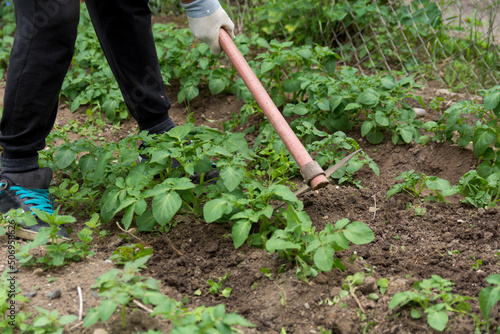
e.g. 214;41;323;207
181;0;235;55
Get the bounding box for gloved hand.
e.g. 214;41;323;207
181;0;235;55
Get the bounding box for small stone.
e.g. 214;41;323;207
478;208;486;215
34;268;44;276
304;303;310;309
93;329;109;334
104;259;113;264
23;291;37;298
359;276;377;294
413;108;426;117
314;273;329;285
47;288;62;300
436;88;454;96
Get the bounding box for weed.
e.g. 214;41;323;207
267;210;375;280
387;170;457;202
389;275;474;331
107;244;153;266
207;273;231;296
478;274;500;333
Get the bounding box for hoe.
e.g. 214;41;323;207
219;29;361;197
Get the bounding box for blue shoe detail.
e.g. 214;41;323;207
10;186;54;215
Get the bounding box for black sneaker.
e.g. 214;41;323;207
0;167;70;241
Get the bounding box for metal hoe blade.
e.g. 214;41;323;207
293;149;363;197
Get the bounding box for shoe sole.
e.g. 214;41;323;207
16;228;71;243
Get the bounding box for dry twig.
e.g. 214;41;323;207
77;286;83;321
350;287;365;314
372;194;377;220
133;299;153;313
115;222;148;244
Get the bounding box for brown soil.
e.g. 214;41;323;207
1;20;499;334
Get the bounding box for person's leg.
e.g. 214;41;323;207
0;0;80;172
0;0;79;240
84;0;174;135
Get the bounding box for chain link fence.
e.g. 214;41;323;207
325;0;500;97
223;0;500;98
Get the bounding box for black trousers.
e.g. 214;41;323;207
0;0;174;173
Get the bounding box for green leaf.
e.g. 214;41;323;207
357;88;379;106
484;91;500;111
411;309;421;319
317;98;330;111
266;238;301;252
287;103;309;115
361;121;373;137
329;96;343;111
204;198;230;223
97;299;118;323
366;130;384;144
400;125;414;143
282;79;301;93
83;308;100;327
375;111;389;127
222;313;255;327
58;315;78;325
261;61;275;73
166;178;196;191
166;123;194;142
479;286;500;320
426;178;451;191
335;218;350;230
344;103;361;111
426;310;448;331
314;245;334;271
486;274;500;285
232;220;252;249
221;165;244;192
152;191;182;226
122;204;135;230
343;221;374;245
55;147;77;169
388;292;411;309
33;317;51;327
270;184;298;202
323;55;337;75
381;75;397;90
136;210;156;232
209;76;226;95
473;128;497;157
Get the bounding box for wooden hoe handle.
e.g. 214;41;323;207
218;29;329;190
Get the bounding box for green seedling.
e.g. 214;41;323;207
84;255;155;328
478;274;500;333
387;170;457;202
448;250;460;256
107;243;153;266
207;273;230;296
377;278;389;295
267;209;375;280
9;209;93;268
260;268;274;280
470;256;483;270
389;275;474;332
85;257;253;332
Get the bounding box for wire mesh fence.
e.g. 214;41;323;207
224;0;500;98
330;0;500;97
